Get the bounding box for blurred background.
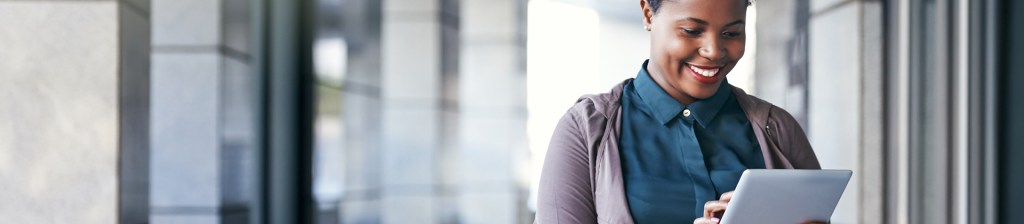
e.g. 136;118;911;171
1;0;1023;223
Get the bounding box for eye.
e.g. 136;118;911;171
722;31;743;38
681;28;703;36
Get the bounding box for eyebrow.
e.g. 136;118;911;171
680;17;746;27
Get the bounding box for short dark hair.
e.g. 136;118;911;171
647;0;752;13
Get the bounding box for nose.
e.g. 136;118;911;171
699;37;726;61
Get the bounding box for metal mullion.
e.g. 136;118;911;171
262;0;316;223
981;0;1000;223
953;0;972;223
892;0;912;223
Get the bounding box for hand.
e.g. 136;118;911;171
692;191;828;224
693;191;733;224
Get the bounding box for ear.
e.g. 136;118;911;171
640;0;654;30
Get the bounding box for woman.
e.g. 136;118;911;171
534;0;824;223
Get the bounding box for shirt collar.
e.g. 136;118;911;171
634;60;732;127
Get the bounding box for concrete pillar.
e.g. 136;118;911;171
0;0;149;223
457;0;529;223
149;0;256;222
807;1;860;222
754;0;810;126
805;0;883;223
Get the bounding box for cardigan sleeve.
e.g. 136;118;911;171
534;105;598;224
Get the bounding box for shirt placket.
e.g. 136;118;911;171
677;107;715;217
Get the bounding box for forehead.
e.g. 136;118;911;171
656;0;747;23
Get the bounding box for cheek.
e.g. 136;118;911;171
727;41;746;61
657;36;699;60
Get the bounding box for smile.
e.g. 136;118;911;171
685;63;725;84
687;64;721;77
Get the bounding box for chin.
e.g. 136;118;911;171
680;80;722;100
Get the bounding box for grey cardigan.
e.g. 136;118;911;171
535;79;821;224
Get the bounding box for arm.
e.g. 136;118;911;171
534;108;597;224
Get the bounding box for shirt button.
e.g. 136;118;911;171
682;109;691;117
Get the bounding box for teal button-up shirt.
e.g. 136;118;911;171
619;60;765;223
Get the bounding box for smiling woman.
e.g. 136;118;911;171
532;0;824;224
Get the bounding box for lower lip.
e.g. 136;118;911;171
686;65;722;84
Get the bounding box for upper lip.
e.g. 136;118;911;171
687;63;724;69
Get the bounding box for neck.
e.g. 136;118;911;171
645;61;697;105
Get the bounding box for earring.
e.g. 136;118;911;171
644;25;650;31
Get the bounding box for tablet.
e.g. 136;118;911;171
720;169;852;224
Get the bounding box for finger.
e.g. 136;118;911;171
720;191;734;203
703;201;728;217
693;217;720;224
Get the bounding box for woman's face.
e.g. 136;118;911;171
641;0;747;104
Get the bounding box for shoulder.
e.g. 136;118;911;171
731;86;819;168
565;79;631;123
729;85;800;128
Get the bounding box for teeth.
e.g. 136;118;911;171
689;64;720;77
